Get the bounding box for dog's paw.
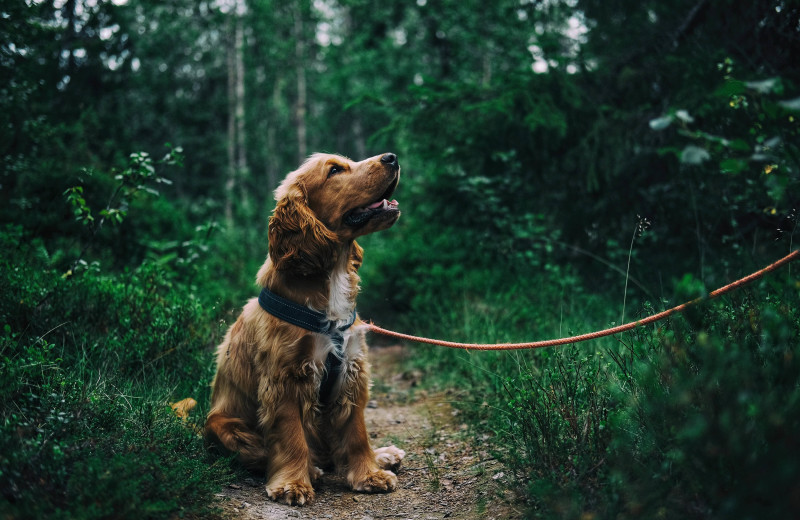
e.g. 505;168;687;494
310;466;324;482
349;469;398;493
374;445;406;472
265;479;315;506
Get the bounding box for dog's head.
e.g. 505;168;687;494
268;153;401;275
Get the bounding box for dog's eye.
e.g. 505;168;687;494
328;164;344;177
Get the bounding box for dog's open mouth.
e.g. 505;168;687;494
343;176;400;228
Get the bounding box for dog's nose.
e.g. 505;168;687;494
380;153;398;167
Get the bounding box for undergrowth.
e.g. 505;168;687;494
0;149;247;519
384;254;800;519
0;226;236;519
2;143;797;519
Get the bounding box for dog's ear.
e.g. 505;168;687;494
268;184;338;276
349;240;364;274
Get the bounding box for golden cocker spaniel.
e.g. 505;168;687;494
205;152;405;505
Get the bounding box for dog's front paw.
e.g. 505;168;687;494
349;469;398;493
265;479;315;506
374;445;406;472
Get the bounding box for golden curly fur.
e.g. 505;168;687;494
205;153;405;506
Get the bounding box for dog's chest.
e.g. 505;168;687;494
312;326;365;399
312;327;363;366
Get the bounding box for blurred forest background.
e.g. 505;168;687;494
2;0;800;518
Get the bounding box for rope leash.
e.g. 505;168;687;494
366;249;799;351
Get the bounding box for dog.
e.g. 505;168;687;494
205;152;405;505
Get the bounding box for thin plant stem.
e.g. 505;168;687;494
621;224;638;325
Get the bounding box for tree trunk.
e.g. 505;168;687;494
234;0;250;217
353;119;366;159
294;3;307;163
266;77;281;193
225;15;236;228
225;0;249;227
64;0;77;76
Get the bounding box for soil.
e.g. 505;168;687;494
213;345;524;520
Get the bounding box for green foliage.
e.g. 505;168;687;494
3;0;800;517
63;186;95;226
0;352;227;519
651;57;799;219
603;290;800;519
0;222;232;517
499;345;611;516
400;265;800;519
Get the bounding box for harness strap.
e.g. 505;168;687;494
258;287;356;403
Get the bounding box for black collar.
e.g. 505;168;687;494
257;287;356;333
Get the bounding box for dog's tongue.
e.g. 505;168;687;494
367;199;399;210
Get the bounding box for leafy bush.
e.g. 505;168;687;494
499;344;611;517
0;349;228;519
603;287;800;519
402;270;800;519
0;217;233;518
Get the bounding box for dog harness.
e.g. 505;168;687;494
257;287;357;404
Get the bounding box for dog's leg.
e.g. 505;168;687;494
205;412;269;470
330;363;399;493
340;405;399;492
262;385;317;506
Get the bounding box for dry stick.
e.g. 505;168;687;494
366;250;799;351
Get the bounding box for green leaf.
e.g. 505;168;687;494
744;77;781;94
729;139;750;152
649;115;673;131
656;146;682;157
713;79;746;98
675;110;694;123
778;97;800;111
719;158;747;174
680;145;711;165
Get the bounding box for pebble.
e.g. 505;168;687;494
367;399;378;408
228;483;242;489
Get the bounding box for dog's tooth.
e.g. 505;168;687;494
382;199;388;209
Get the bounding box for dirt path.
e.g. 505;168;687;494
214;345;523;520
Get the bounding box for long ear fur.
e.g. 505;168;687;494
349;240;364;274
268;185;338;276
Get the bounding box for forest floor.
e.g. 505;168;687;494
213;345;524;520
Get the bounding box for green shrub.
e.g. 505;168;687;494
0;226;233;519
604;287;800;519
386;240;800;519
498;344;612;518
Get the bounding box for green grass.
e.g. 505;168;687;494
0;226;235;519
383;261;800;519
